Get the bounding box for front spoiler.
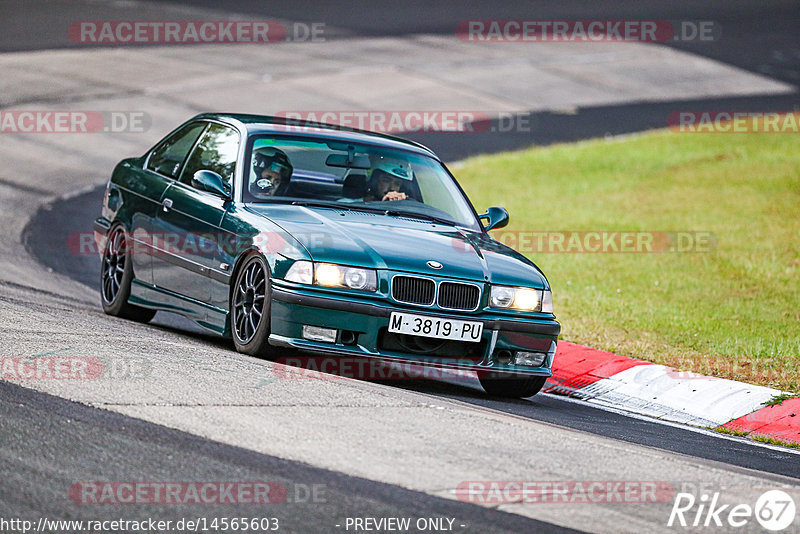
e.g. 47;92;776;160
268;334;553;377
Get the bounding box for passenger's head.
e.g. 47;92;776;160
370;162;412;198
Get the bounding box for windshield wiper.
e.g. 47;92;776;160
382;209;456;226
290;201;388;215
290;200;345;209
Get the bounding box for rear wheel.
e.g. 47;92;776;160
100;225;156;323
478;372;547;398
231;254;273;357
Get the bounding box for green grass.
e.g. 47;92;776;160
711;427;800;448
751;435;800;449
455;127;800;391
763;393;800;406
711;426;750;438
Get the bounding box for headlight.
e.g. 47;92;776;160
490;285;553;313
314;263;342;287
315;263;377;291
285;261;377;292
490;286;515;308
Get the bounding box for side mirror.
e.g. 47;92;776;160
479;206;509;231
192;170;232;200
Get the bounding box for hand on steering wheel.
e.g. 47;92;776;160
382;191;406;201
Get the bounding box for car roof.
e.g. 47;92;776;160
192;113;439;160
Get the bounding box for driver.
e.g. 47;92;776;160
365;161;412;202
250;147;293;198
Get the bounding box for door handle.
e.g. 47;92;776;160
162;198;173;212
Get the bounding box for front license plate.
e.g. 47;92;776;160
388;312;484;343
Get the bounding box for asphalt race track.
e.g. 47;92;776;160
25;185;800;481
2;2;800;533
1;380;577;533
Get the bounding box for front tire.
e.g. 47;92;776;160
231;254;273;357
478;372;547;398
100;225;156;323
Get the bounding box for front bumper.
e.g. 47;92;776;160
269;285;559;376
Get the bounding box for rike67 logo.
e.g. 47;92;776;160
668;489;796;531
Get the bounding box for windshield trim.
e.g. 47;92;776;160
243;134;483;231
243;199;486;234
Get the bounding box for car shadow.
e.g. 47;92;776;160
269;352;547;406
118;308;548;408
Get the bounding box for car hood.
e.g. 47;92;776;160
244;204;549;288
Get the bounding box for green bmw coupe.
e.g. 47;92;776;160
95;113;560;397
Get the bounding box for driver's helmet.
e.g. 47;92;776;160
368;160;413;199
251;147;293;197
371;160;412;182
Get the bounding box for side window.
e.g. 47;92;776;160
179;123;240;187
146;123;206;178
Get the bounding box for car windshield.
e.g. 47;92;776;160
243;135;481;230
